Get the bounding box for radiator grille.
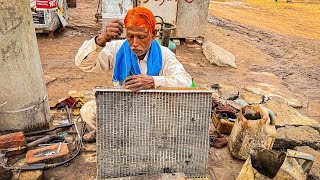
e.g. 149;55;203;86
95;88;212;179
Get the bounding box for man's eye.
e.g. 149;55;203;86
127;35;133;38
139;36;146;39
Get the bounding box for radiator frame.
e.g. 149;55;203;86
95;87;213;179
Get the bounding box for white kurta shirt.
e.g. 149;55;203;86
75;38;192;88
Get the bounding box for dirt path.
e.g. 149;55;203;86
209;0;320;40
208;0;320;120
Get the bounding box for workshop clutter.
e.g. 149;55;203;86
210;85;315;179
1;87;316;179
237;147;314;180
228;105;277;160
0;103;86;180
212;98;238;134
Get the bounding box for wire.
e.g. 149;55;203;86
0;102;7;107
0;95;48;114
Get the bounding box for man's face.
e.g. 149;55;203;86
126;26;156;57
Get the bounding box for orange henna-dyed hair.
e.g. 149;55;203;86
124;7;156;34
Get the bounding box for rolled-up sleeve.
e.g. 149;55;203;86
75;37;124;73
152;47;192;88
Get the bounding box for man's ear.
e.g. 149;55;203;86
152;29;158;39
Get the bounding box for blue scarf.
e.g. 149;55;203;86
113;40;162;84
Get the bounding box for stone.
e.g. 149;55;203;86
245;83;303;108
240;90;263;104
294;146;320;180
274;126;320;150
18;170;43;180
265;99;320;129
202;41;236;68
219;84;239;100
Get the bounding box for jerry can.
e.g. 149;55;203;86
237;147;314;180
228;105;276;160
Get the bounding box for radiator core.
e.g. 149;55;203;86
95;88;212;179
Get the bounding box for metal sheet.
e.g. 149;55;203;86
175;0;210;38
139;0;178;25
102;0;133;31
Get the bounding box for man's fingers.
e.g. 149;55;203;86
115;19;124;26
118;25;124;34
108;27;122;36
109;20;124;33
131;86;144;92
124;76;135;83
107;32;119;39
125;82;143;90
124;79;139;86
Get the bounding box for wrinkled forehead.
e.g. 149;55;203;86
126;26;150;36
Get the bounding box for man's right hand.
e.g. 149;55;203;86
95;19;124;47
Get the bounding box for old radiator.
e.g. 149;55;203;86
95;88;212;179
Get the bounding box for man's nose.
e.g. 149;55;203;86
132;37;139;47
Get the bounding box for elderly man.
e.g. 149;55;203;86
75;7;191;140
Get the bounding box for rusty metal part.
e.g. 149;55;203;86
1;122;86;171
237;147;314;180
26;135;64;148
26;143;70;164
24;123;74;137
25;135;46;143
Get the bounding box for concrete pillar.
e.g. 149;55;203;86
0;0;50;131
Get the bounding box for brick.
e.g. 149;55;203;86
18;170;43;180
26;143;70;164
0;132;26;156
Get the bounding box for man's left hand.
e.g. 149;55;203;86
124;75;155;92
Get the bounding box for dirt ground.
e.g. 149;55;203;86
35;0;320;179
